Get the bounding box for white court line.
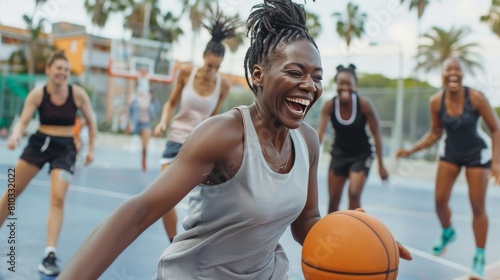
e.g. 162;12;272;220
405;245;470;273
365;205;500;224
0;174;190;210
29;178;135;200
453;260;500;280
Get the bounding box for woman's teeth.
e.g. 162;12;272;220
286;98;310;106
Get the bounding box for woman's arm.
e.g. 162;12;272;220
396;93;443;158
211;78;231;116
316;99;333;145
362;97;388;180
149;75;176;84
154;66;190;135
291;122;321;244
58;113;241;279
6;88;42;149
363;97;383;162
471;90;500;184
73;86;96;166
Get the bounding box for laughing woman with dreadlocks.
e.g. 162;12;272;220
153;9;237;244
58;1;411;279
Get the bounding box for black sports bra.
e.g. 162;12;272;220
38;85;77;126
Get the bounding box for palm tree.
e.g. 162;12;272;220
22;15;56;74
124;0;162;39
83;0;130;103
400;0;429;19
400;0;433;141
19;0;52;74
417;26;482;75
150;11;185;77
33;0;48;15
85;0;135;44
224;31;245;55
305;10;321;40
8;18;54;75
223;18;245;75
152;11;184;44
400;0;435;66
180;0;214;62
332;2;366;59
480;0;500;37
84;0;129;29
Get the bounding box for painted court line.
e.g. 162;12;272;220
366;205;500;224
0;174;190;210
30;177;135;200
453;260;500;280
405;245;470;273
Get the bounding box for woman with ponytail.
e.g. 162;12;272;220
58;1;411;279
317;64;388;213
153;7;237;245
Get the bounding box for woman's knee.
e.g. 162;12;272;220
434;196;449;211
50;185;69;208
51;194;66;208
348;191;361;203
470;200;486;216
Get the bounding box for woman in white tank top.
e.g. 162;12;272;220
127;65;159;172
152;9;236;243
58;2;412;279
114;62;163;172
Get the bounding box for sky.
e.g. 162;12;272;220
1;0;500;105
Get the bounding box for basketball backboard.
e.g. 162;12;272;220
109;37;175;83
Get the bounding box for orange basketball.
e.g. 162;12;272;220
302;210;399;279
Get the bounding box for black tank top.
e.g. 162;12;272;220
330;93;372;156
440;87;487;155
38;85;77;126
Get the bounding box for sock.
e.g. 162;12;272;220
44;246;56;257
476;247;485;256
443;226;453;237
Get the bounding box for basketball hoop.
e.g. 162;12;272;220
109;38;176;84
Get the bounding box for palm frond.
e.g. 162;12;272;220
416;25;482;75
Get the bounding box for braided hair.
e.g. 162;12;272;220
202;8;239;58
244;0;317;93
334;64;358;83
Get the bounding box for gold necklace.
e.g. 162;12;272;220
262;135;292;170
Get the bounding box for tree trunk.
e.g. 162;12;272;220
409;18;421;142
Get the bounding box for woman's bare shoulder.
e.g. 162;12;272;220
187;109;245;151
299;122;320;163
428;90;444;111
25;86;44;105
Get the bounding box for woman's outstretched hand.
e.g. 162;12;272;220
396;241;413;261
395;149;411;159
154;122;167;137
354;208;412;261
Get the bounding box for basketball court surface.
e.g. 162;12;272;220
0;136;499;280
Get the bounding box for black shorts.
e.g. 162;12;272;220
20;131;77;174
440;156;491;168
440;145;491;168
160;141;183;165
330;153;374;177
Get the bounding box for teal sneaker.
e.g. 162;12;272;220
470;253;485;280
432;227;456;255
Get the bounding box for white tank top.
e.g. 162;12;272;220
136;92;152;123
153;106;310;280
166;67;221;143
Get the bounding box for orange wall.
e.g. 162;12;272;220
53;36;86;75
